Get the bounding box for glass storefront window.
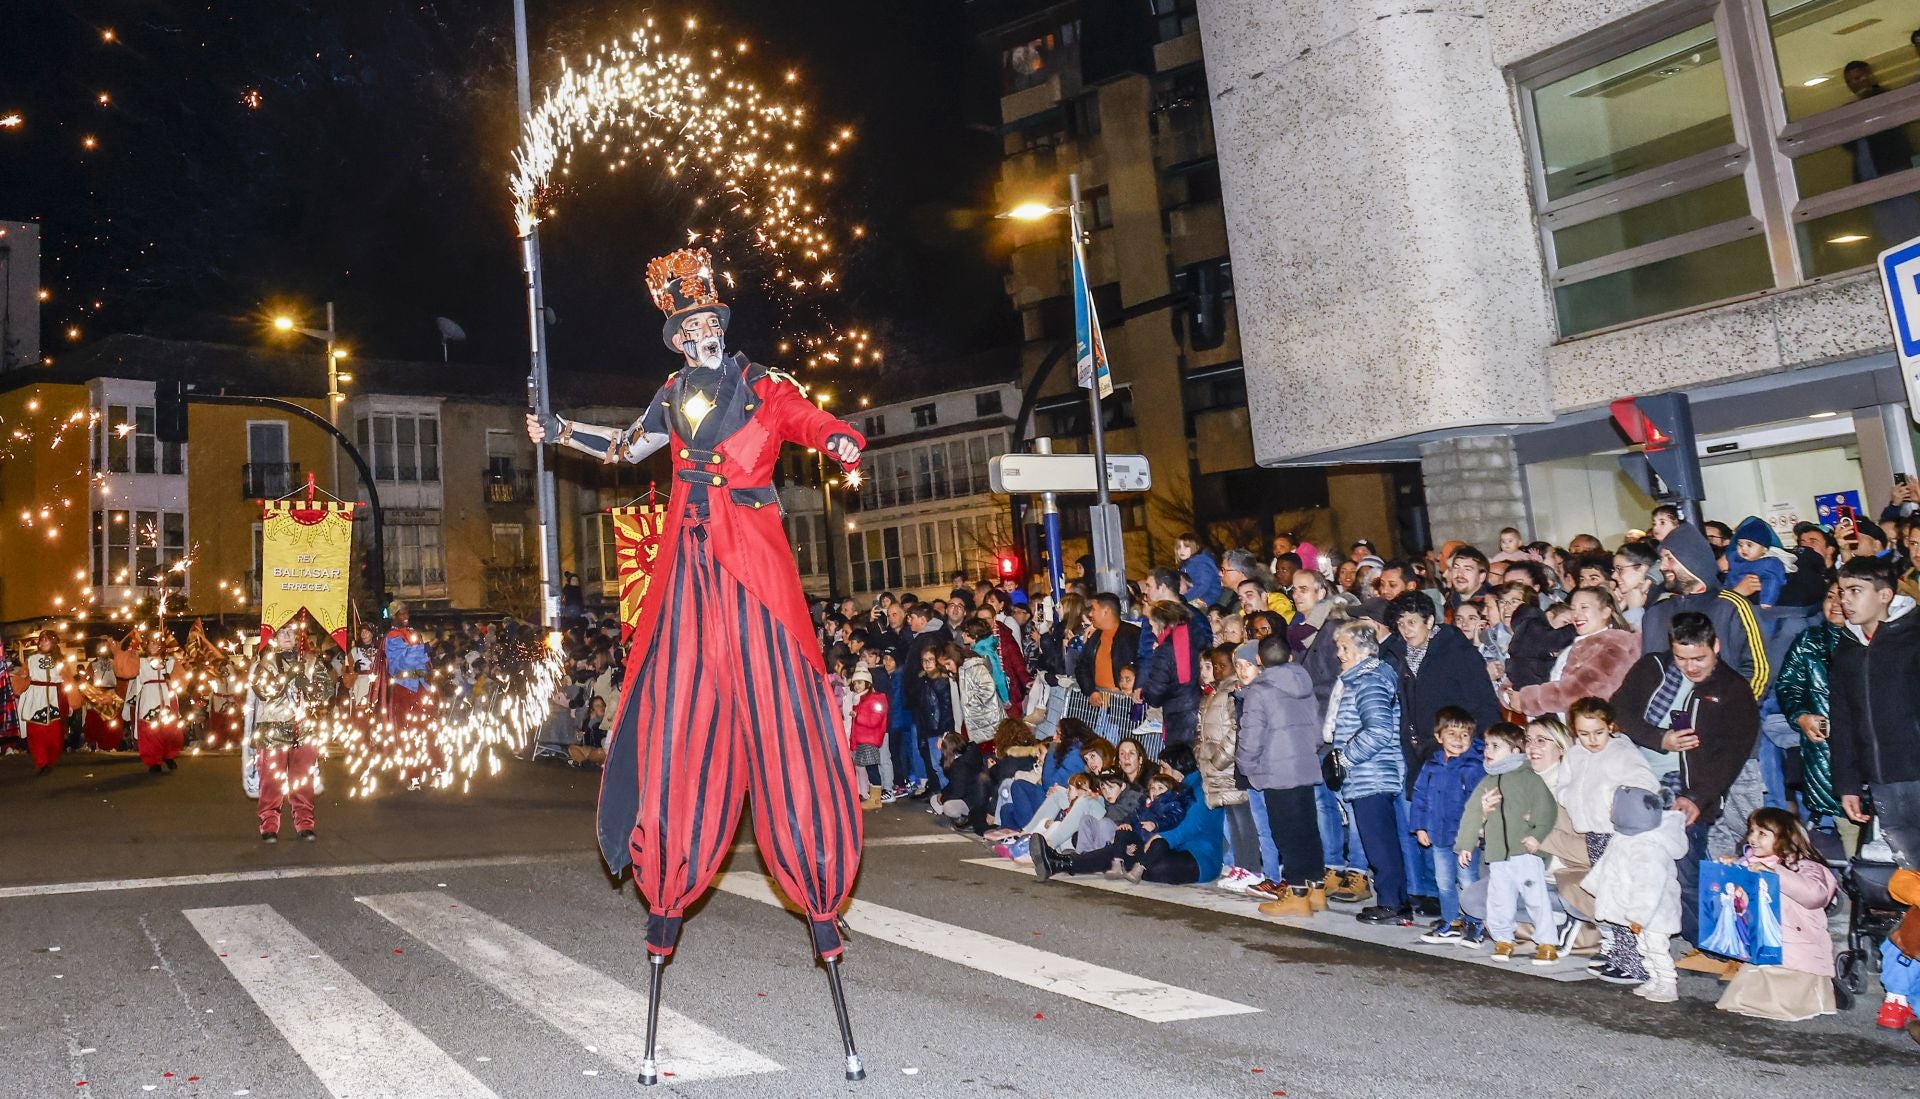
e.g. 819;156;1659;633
1795;197;1920;275
1766;0;1920;122
1531;23;1734;201
1553;234;1773;336
1550;176;1753;267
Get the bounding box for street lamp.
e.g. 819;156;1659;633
271;301;348;494
995;173;1125;598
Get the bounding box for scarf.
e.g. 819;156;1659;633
1643;656;1687;729
1404;643;1428;678
1161;622;1193;685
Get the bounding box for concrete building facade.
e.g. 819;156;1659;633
1200;0;1920;548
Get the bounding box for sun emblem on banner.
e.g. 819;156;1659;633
612;505;669;643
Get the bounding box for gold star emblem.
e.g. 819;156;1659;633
681;389;716;432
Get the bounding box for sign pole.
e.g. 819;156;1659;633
1069;171;1127;598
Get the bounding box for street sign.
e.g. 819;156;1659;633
1877;234;1920;424
1813;490;1863;528
988;453;1152;494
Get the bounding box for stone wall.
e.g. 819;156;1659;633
1417;436;1529;551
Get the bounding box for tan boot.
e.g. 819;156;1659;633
1259;887;1314;918
1306;882;1329;912
861;787;882;811
1674;950;1725;975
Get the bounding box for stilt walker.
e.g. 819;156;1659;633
125;630;183;773
246;624;335;842
20;630;71;775
529;248;869;1083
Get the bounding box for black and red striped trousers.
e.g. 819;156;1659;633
598;519;863;959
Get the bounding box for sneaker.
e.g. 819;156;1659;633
1491;941;1519;962
892;784;908;799
165;757;178;771
1421;921;1464;945
1249;880;1288;900
260;832;278;843
879;789;899;805
297;829;317;842
1532;944;1561;966
1586;957;1610;973
1636;978;1679;1004
908;779;929;798
1878;1000;1916;1031
1355;905;1402;925
1595;964;1644;985
1458;924;1488;948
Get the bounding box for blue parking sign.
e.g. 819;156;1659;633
1880;236;1920;420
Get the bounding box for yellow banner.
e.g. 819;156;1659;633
260;500;356;645
611;504;668;643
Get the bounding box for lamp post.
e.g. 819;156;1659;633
998;176;1127;597
272;303;351;495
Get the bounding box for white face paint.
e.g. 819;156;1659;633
676;312;727;370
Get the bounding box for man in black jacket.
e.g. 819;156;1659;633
1075;593;1139;706
1614;612;1760;950
1380;591;1502;917
1829;556;1920;868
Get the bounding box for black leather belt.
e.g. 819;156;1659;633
677;468;728;487
677;447;724;464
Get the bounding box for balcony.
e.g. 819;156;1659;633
242;462;300;499
485;469;536;505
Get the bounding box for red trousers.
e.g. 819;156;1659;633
386;682;444;781
256;744;319;834
136;712;184;766
26;719;64;769
598;523;862;958
82;710;120;752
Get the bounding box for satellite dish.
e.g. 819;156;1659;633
435;316;467;363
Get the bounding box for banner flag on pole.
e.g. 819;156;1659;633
259;499;356;649
1070;204;1114;399
609;502;669;643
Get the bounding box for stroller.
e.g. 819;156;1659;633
1825;828;1908;1011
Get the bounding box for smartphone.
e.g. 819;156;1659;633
1669;710;1693;732
1898;472;1911;487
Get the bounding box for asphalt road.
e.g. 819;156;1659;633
1;749;1914;1099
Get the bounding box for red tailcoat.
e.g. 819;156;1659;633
617;356;863;690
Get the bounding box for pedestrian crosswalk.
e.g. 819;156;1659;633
177;871;1262;1097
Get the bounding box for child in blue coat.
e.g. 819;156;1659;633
1409;707;1487;944
1724;516;1794;608
1175;533;1223;608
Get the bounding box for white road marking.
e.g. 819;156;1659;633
964;858;1597;984
712;872;1258;1022
0;854;554;899
359;891;780;1083
183;905;500;1099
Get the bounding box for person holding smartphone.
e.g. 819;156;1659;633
1611;611;1761;971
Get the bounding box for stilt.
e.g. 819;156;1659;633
822;955;865;1082
638;953;665;1086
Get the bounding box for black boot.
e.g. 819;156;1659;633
1032;842;1068;882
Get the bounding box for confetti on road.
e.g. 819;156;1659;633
902;1067;920;1075
582;1070;599;1076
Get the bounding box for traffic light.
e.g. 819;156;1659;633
1609;394;1705;510
155;376;188;444
995;549;1023;584
1177;260;1226;351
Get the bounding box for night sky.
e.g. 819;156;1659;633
0;1;1018;399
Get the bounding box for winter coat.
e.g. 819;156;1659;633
1330;657;1405;803
1129;783;1192;835
1286;599;1346;721
1555;734;1658;835
973;637;1009;705
1613;653;1761;822
1152;769;1224;882
1074;623;1141;696
1040;741;1087;791
1587;810;1689;936
993;622;1032;715
887;673;915;734
1180;551;1222;607
1409;744;1486;850
1383;625;1503;794
1193;683;1249;808
1456;758;1558;863
1723;555;1787;608
1642;522;1768;700
957;657;1002;743
1775;620;1844;817
1740;854;1839;977
914;674;955;737
1828;596;1920;797
1234;664;1323;792
1509;628;1639;719
1139;622;1203;745
848;691;888;750
1505;604;1575;689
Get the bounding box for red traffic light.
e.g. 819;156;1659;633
1609;397;1671;451
995;551;1021;580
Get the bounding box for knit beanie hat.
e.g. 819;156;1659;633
849;666;873;687
1611;785;1663;836
1733;516;1780;550
1234;640;1260;668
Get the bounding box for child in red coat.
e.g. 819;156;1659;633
847;666;890;811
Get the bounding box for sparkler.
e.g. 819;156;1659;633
508;20;848;298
